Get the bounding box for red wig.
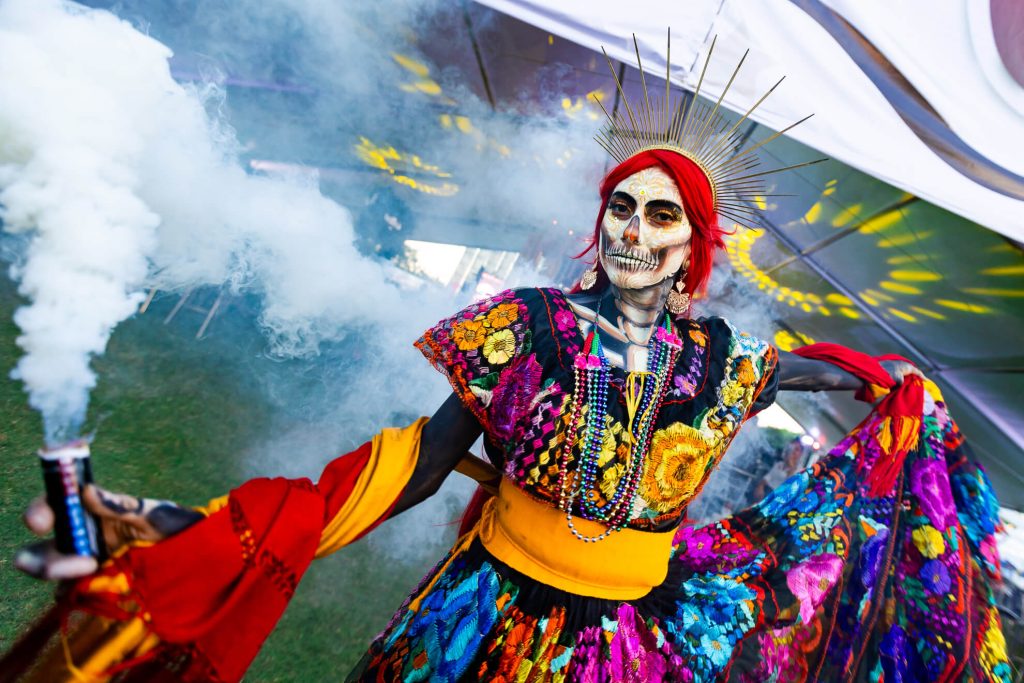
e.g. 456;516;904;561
576;149;726;302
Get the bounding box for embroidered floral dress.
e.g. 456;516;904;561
347;288;1010;683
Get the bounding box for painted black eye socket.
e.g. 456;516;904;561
644;202;684;226
608;201;632;217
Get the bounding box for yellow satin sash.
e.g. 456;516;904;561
478;480;676;600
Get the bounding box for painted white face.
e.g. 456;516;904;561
599;167;692;290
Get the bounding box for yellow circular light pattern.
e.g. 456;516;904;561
724;229;832;315
774;329;816;352
724;217;1009;326
379;48;1024;333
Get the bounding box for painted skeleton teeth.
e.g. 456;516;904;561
607;250;657;271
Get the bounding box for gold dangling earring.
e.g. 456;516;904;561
666;273;690;315
580;262;598;290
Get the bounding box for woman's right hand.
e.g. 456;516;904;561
14;485;204;580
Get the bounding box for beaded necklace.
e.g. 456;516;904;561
556;302;683;542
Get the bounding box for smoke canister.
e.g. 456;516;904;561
38;440;106;560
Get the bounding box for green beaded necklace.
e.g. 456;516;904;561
556;300;683;542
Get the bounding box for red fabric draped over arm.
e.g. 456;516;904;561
63;420;425;682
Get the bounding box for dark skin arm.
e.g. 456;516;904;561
777;350;920;392
16;486;205;579
16;393;481;580
389;393;482;516
777;350;861;391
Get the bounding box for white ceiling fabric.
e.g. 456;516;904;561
476;0;1024;241
822;0;1024;171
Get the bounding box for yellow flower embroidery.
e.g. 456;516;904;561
640;423;718;513
720;381;747;406
483;328;517;365
689;329;707;346
912;525;945;559
596;422;628;499
596;419;625;468
486;303;519;329
706;416;735;439
599;461;626;501
452;318;487;350
980;609;1008;668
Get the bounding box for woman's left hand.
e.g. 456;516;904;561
879;359;924;387
14;485;202;581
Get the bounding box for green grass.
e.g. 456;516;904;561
0;278;448;681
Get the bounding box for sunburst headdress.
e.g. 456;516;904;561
593;31;824;229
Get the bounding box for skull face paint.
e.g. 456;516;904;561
599;167;692;290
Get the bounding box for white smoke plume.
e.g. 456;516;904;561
0;0;167;442
0;0;427;443
0;0;608;499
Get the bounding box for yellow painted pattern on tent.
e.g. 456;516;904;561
354;137;459;196
774;329;816;351
865;288;896;303
723;229;831;315
890;270;942;282
878;232;932;248
910;306;946;320
880;281;922;295
887;308;916;323
857;209;903;234
563;89;606;121
981;265;1024;276
826;293;854;306
803;202;822;223
831;204;861;227
934;299;992;314
963;288;1024;298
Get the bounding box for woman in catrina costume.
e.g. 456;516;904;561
11;36;1010;683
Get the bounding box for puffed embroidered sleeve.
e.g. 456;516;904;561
748;342;779;417
414;289;536;442
705;317;779;422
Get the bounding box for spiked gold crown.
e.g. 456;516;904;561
593;32;824;229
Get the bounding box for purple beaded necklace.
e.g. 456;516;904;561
556;299;683;542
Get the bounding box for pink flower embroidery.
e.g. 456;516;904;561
567;626;605;682
554;308;576;333
490;354;543;441
574;353;603;370
786;553;843;624
909;459;957;531
608;604;667;682
981;535;1001;570
676;526;718;569
655;326;683;349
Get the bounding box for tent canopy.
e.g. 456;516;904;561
448;0;1024;505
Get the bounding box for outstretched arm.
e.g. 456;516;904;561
10;396;486;682
777;350;920;393
16;392;482;579
777;350;861;391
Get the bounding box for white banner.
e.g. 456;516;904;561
476;0;1024;241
